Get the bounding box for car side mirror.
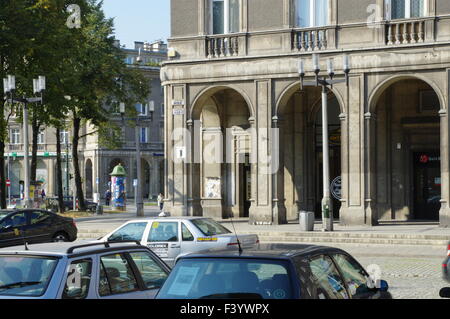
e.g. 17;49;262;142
379;280;389;292
440;287;450;298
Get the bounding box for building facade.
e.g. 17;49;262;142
5;40;167;202
163;0;450;226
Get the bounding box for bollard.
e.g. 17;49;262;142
96;204;103;215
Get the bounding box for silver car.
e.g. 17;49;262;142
98;217;259;266
0;241;170;299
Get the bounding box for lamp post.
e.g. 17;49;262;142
119;102;144;217
3;75;46;208
299;54;350;232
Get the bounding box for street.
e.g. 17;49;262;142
75;209;449;299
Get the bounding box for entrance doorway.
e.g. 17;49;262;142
241;154;251;218
413;151;440;220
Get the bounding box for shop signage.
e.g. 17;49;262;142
331;176;342;200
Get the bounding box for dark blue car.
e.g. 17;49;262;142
156;243;391;299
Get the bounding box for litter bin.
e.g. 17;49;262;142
299;211;315;231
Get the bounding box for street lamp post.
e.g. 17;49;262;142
3;75;45;208
120;102;144;217
299;54;350;232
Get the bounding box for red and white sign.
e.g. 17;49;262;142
6;179;10;187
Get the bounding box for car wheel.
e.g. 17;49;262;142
53;232;69;242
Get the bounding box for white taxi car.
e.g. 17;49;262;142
98;217;259;266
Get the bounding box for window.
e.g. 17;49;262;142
1;212;27;228
182;223;194;241
140;127;148;143
0;256;59;297
10;128;20;144
107;222;147;242
98;253;139;296
191;218;232;236
157;258;293;299
30;211;50;225
296;0;329;28
148;222;179;242
62;259;93;299
332;254;372;299
136;103;147;116
37;130;45;145
60;130;69;145
309;255;349;299
129;251;169;290
212;0;240;34
388;0;425;19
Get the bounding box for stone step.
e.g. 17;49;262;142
255;235;448;246
245;231;450;241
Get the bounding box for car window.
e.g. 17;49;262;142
108;222;147;242
182;223;194;241
129;251;169;290
309;255;349;299
0;255;59;297
157;258;293;299
191;219;231;236
30;211;51;225
4;212;27;228
332;254;371;298
62;259;93;299
148;222;179;242
98;253;139;296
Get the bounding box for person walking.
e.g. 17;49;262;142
157;193;164;211
41;189;46;200
105;189;112;206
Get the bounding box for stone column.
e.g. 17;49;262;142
440;108;450;227
164;84;188;216
339;75;367;226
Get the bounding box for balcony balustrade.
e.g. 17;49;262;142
206;35;239;58
386;19;427;45
292;27;332;51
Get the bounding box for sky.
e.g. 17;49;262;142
102;0;170;49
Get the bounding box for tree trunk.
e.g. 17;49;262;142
56;127;65;213
72;116;86;210
0;139;7;209
30;116;40;184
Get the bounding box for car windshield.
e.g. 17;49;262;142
157;258;293;299
191;219;231;236
0;255;59;297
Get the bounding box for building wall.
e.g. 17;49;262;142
164;0;450;226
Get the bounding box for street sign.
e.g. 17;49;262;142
96;177;99;184
133;179;138;187
173;109;185;116
6;179;10;187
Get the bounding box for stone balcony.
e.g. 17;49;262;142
385;17;435;45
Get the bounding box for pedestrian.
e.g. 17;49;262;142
105;189;112;206
41;189;46;200
157;193;164;211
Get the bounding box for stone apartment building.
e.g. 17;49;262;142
6;40;167;202
163;0;450;226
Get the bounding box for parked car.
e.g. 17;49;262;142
45;197;98;213
0;209;77;248
98;217;259;266
156;243;392;299
442;242;450;282
0;241;170;299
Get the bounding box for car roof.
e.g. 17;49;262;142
123;216;216;222
179;243;345;260
0;241;148;258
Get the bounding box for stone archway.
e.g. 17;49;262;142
368;76;443;222
189;87;254;219
276;82;345;221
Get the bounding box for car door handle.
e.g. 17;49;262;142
170;244;180;248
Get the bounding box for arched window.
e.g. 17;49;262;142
211;0;240;34
295;0;329;28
